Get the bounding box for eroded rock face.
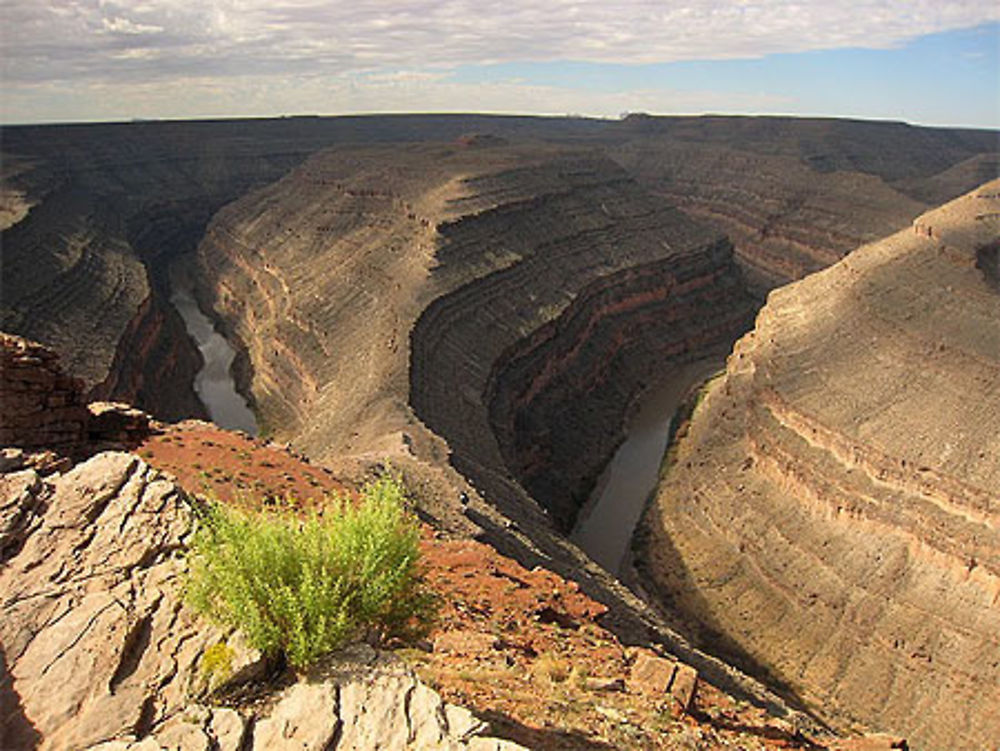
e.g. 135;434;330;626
0;332;89;451
0;452;211;750
0;120;349;421
637;181;1000;750
611;116;998;293
0;116;606;421
195;143;756;528
5;115;992;449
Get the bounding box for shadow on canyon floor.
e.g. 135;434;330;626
464;505;824;729
0;644;41;751
690;706;827;751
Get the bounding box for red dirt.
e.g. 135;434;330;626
136;420;835;750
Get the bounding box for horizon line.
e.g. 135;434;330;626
3;110;998;132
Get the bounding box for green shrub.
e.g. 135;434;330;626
185;475;437;669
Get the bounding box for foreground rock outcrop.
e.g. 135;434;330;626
0;333;153;459
637;181;1000;750
0;332;90;451
0;450;532;751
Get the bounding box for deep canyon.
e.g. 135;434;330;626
2;114;998;749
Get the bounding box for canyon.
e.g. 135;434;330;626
637;182;1000;750
0;334;845;751
2;114;999;748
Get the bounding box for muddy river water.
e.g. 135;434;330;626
170;269;258;436
570;358;722;576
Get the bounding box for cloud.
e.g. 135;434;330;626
3;0;998;87
102;16;164;35
1;1;996;124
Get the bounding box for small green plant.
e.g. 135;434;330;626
200;640;235;691
185;475;437;670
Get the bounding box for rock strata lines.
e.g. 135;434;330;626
638;180;1000;751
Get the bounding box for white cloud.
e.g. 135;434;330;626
102;16;164;35
1;1;996;123
3;0;998;85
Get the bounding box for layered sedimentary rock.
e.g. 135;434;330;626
0;333;153;461
4;115;994;426
1;118;514;419
611;116;998;292
195;141;756;527
0;332;89;450
637;181;1000;750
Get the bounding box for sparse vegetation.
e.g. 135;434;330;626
199;640;235;691
534;652;571;683
185;475;437;669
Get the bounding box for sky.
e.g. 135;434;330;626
1;1;998;128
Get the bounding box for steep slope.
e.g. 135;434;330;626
637;181;1000;750
0;123;310;420
194;141;757;529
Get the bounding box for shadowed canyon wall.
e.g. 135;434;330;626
637;182;1000;750
410;162;756;529
3;115;994;424
1;116;600;421
0;121;320;419
192;141;754;527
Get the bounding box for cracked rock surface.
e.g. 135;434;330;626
0;450;525;751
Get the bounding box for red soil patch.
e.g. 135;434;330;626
135;420;833;750
137;421;346;508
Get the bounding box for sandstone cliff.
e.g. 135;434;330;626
637;181;1000;750
3;115;994;427
192;142;756;530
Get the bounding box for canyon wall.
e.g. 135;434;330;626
187;115;995;531
610;116;998;293
0;332;89;451
194;141;755;528
4;115;993;425
637;182;1000;750
1;117;563;420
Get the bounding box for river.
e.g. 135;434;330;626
169;268;258;436
570;358;722;577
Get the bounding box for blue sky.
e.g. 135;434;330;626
449;23;999;126
1;1;997;128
